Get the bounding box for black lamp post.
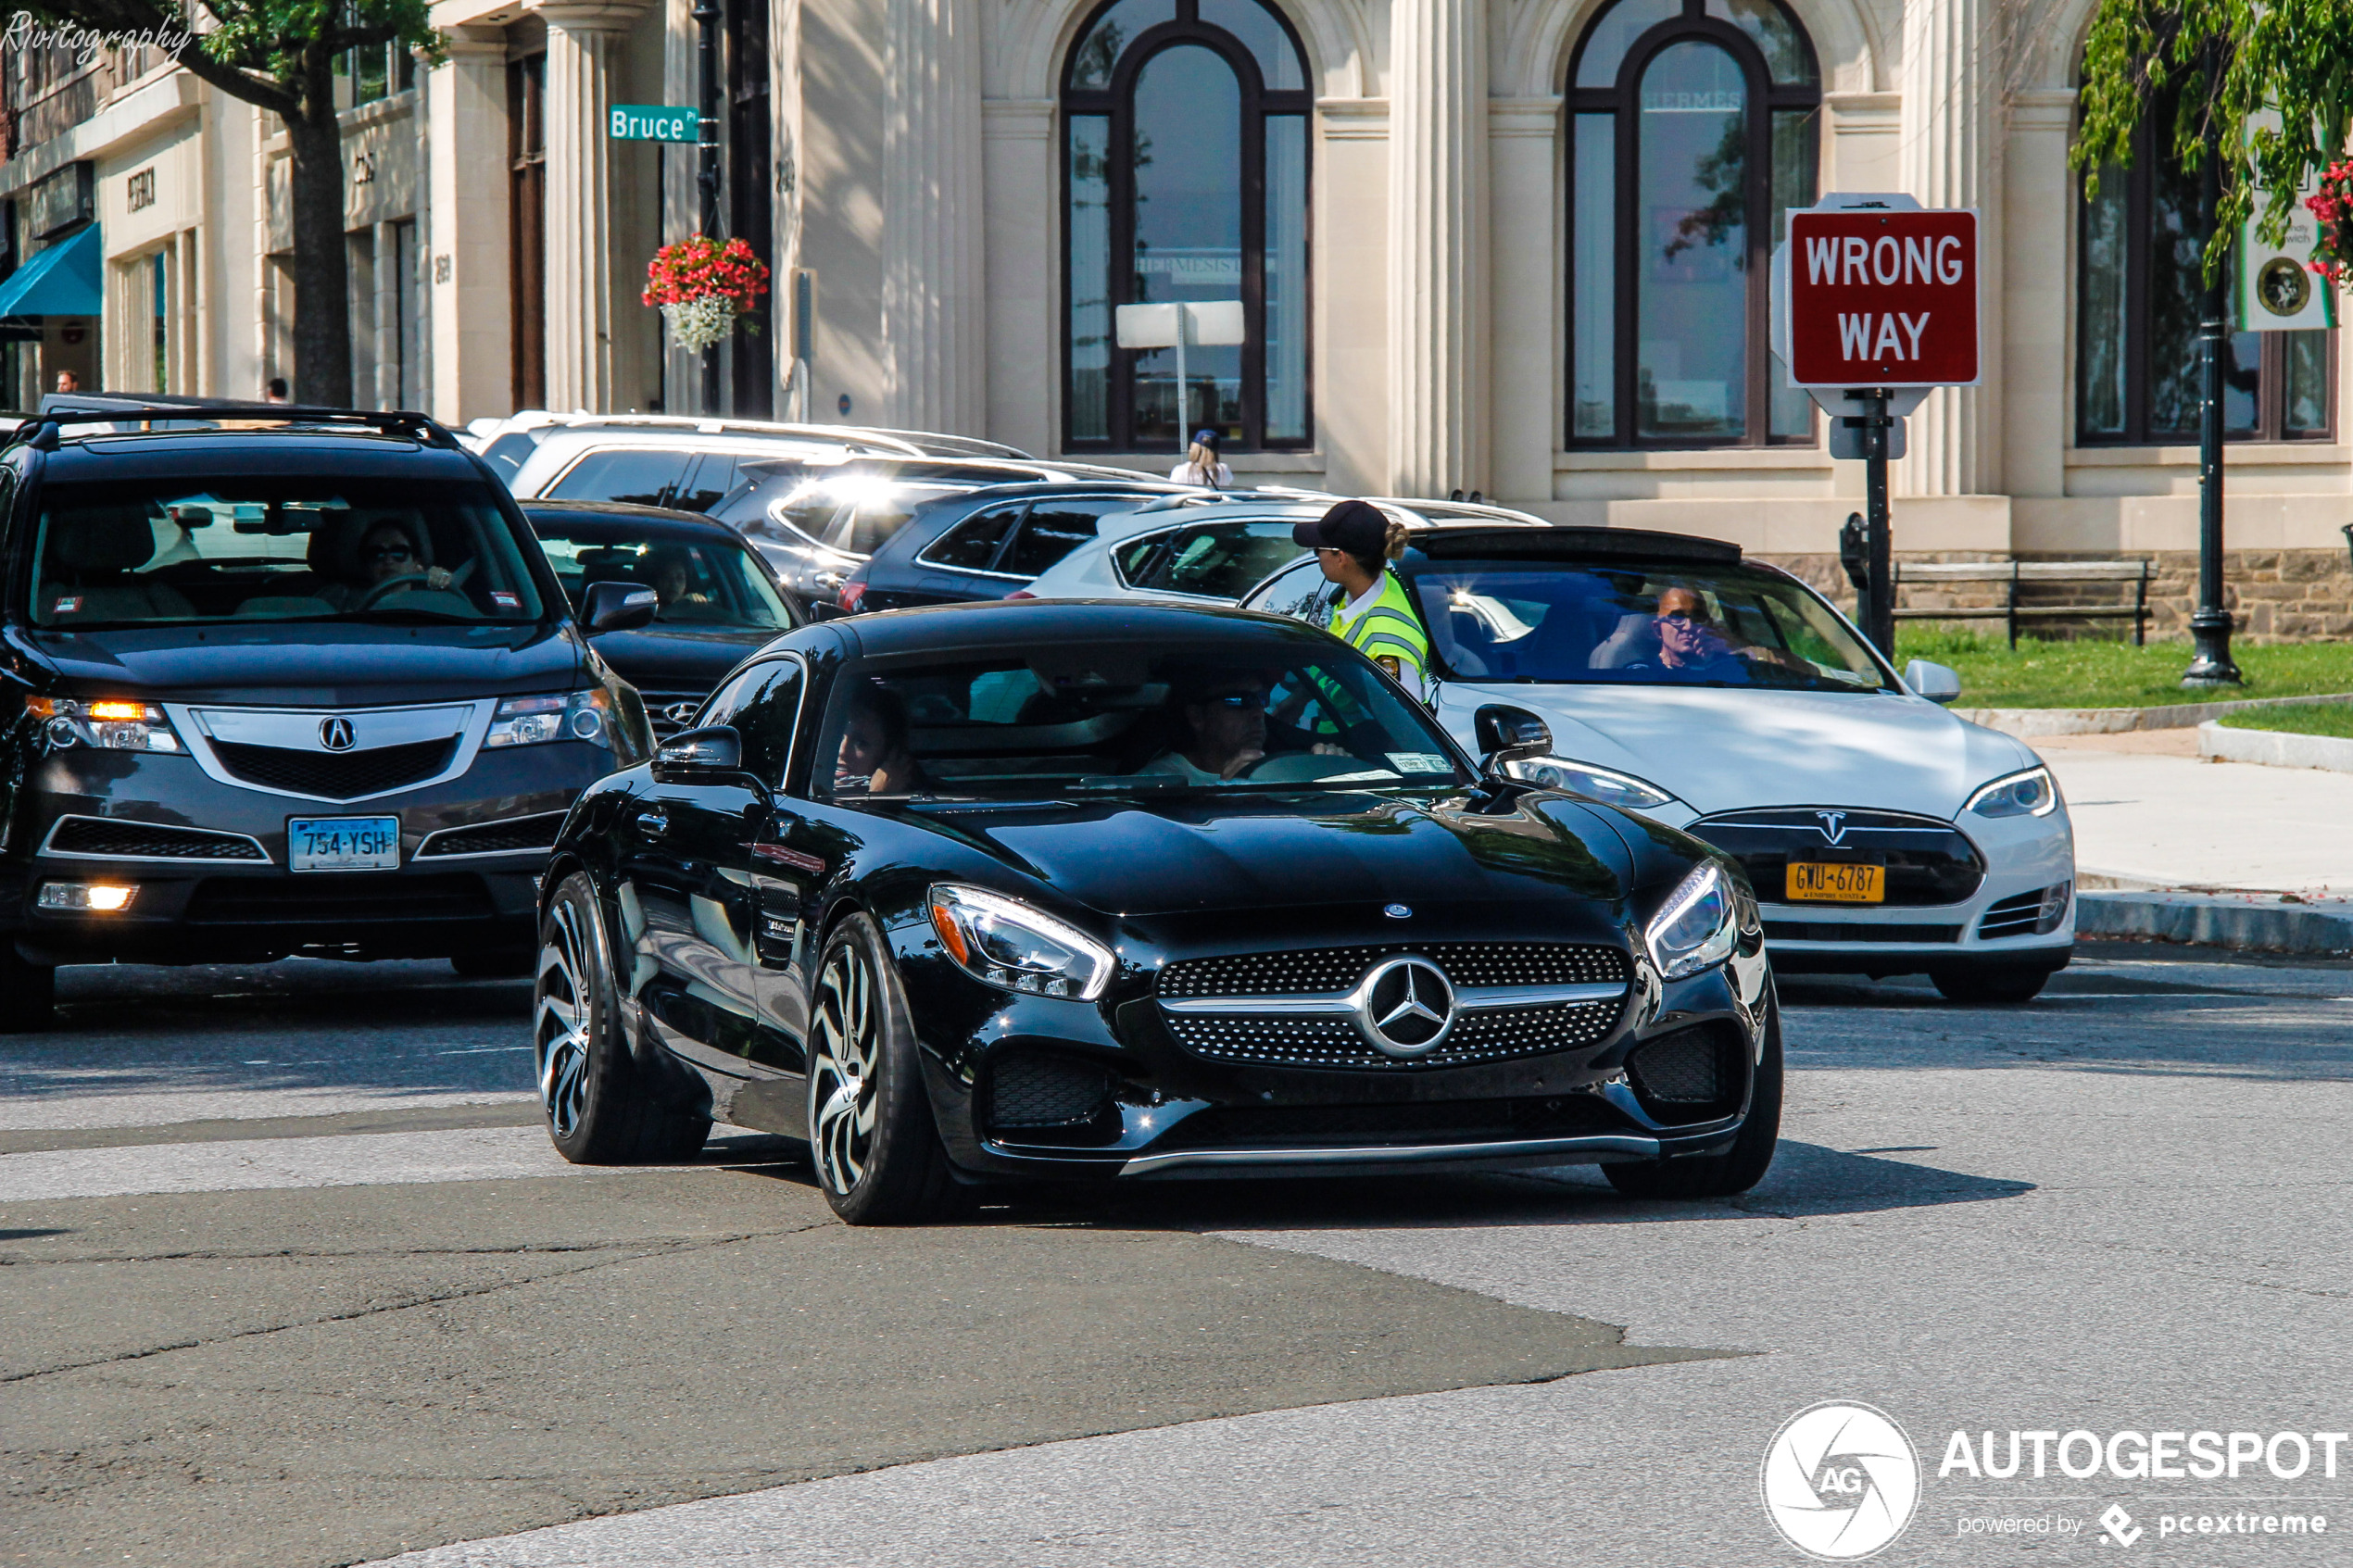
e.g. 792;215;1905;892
2182;112;2242;685
694;0;724;416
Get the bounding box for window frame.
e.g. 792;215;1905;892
703;653;810;790
1060;0;1315;454
1565;0;1821;450
2073;115;2338;447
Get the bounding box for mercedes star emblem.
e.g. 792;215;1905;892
318;717;357;752
1353;956;1456;1058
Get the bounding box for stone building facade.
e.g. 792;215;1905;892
0;0;2344;631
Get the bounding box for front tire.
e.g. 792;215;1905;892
533;873;710;1164
1931;963;2053;1005
0;943;55;1033
806;911;963;1225
1605;992;1783;1200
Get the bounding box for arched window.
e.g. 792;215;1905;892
2077;87;2334;445
1063;0;1312;452
1567;0;1820;447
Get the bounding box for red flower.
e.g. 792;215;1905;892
642;234;772;310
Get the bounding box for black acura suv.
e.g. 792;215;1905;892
0;404;654;1027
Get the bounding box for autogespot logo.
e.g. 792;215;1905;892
1762;1401;1922;1560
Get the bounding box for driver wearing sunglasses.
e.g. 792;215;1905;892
359;520;454;592
1138;672;1345;784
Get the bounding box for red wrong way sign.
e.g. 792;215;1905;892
1782;207;1980;387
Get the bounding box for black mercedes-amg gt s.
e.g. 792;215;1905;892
535;599;1780;1223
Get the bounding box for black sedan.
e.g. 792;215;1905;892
522;500;801;736
533;601;1780;1222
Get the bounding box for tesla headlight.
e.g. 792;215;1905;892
25;696;182;753
1966;765;2057;819
1503;756;1678;811
1644;861;1749;981
926;884;1114;1001
486;689;615;749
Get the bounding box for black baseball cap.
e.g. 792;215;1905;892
1291;498;1389;558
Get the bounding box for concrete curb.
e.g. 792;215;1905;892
2077;890;2353;955
2197;719;2353;773
1956;691;2353;738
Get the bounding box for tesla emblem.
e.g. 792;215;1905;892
1354;956;1456;1058
318;717;356;752
1814;809;1850;846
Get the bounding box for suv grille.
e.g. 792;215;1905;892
45;816;267;861
212;737;456;800
417;813;567;858
185;873;494;925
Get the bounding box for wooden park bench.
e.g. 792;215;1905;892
1892;559;2153;647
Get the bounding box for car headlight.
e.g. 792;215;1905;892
486;689;616;750
926;884;1115;1001
1644;861;1749;980
1503;756;1679;811
25;696;182;753
1966;765;2057;819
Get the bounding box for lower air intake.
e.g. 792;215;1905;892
988;1054;1113;1130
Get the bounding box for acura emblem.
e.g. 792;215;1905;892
1354;956;1456;1058
318;717;356;752
1814;809;1849;846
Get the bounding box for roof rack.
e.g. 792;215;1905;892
14;396;462;453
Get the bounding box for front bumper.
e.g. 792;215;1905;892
6;740;608;964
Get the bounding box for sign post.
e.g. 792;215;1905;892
1114;300;1245;452
1773;194;1981;659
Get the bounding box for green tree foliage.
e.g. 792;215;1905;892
2073;0;2353;280
19;0;440;403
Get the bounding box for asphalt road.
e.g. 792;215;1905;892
6;947;2352;1567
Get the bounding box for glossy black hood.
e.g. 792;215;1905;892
912;788;1638;919
14;621;587;706
586;624;774;694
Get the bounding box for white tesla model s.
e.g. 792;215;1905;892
1241;524;2074;1003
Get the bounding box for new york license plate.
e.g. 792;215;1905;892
1785;861;1885;903
288;816;400;872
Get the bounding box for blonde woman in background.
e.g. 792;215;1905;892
1169;428;1232;489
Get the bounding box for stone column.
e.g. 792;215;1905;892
426;26;511;423
1488;97;1557;506
1899;0;2001;497
539;0;648;413
881;0;984;434
1386;0;1489;497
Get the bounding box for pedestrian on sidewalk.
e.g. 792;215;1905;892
1170;428;1231;489
1292;498;1429;701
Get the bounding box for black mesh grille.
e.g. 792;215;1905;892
1157;1094;1627;1150
1161;998;1621;1072
418;813;567;858
1765;920;1962;944
1979;887;2053;939
1625;1024;1744;1120
45;817;267;860
211;737;456;799
988;1054;1114;1129
185;873;493;925
1160;943;1626;997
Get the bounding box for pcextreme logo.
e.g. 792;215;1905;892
1762;1400;1923;1561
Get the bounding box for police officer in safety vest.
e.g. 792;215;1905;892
1290;498;1432;703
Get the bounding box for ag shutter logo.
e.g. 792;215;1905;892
1762;1401;1922;1560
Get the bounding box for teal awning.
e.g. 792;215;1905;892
0;224;101;319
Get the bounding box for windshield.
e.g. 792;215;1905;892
30;479;547;628
1409;560;1895;693
816;640;1469;802
535;527;795;633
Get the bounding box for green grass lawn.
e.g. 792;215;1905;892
1894;630;2353;709
2214;701;2353;738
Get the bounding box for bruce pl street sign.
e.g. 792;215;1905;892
610;105;699;143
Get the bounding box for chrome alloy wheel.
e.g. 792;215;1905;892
809;939;883;1195
534;897;596;1138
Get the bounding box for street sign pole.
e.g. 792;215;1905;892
1862;390;1894;656
694;0;723;415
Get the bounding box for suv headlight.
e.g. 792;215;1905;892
1644;861;1751;980
1503;756;1679;811
486;689;616;750
926;884;1115;1001
1966;765;2057;819
26;696;182;753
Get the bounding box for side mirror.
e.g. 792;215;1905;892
1474;704;1553;773
582;580;660;635
1904;659;1962;705
652;724;742;782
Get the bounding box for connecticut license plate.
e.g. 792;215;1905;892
1785;861;1885;903
288;816;400;872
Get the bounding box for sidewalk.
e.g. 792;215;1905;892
2038;730;2353;896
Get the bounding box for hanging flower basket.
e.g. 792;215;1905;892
644;235;771;353
2307;159;2353;291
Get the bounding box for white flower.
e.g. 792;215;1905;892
660;296;740;353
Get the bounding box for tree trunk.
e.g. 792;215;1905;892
283;63;351;408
